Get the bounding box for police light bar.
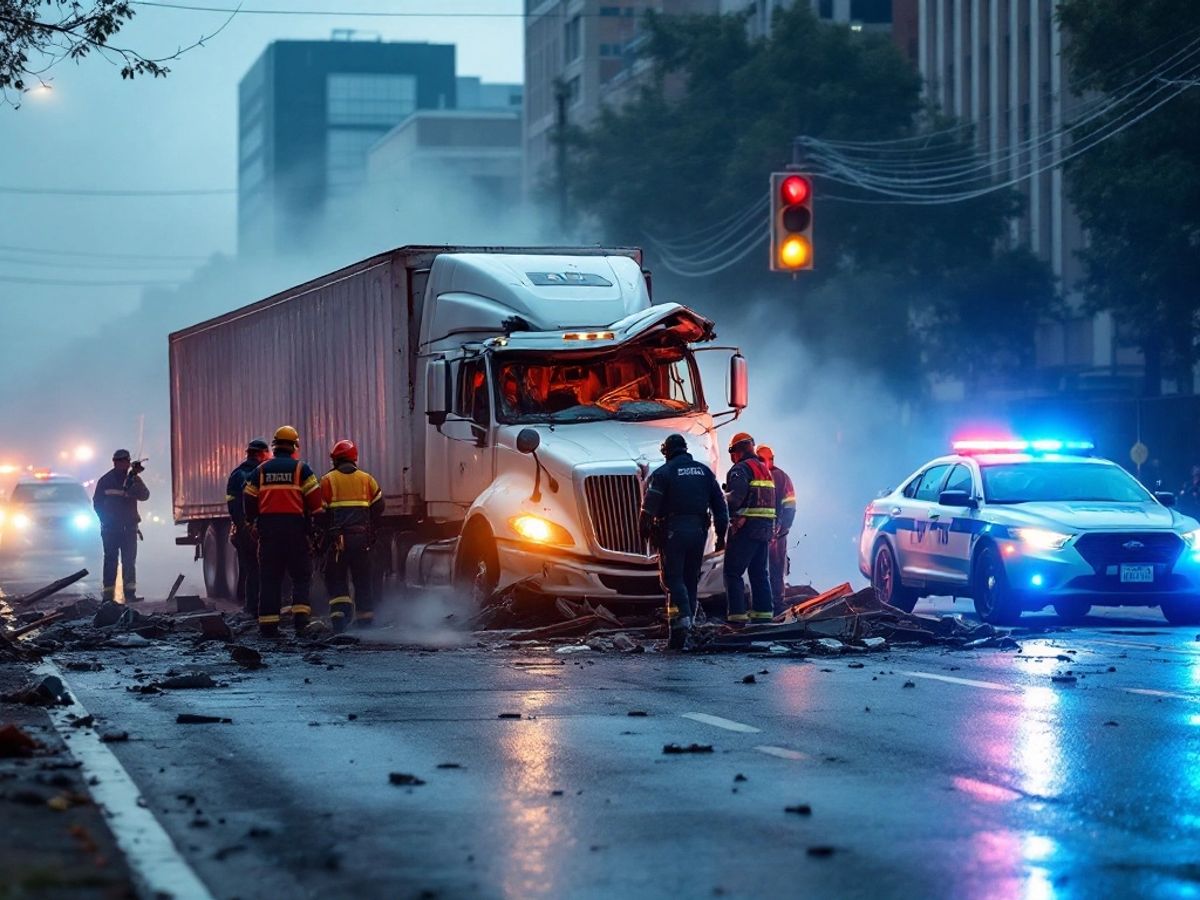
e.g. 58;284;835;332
952;439;1095;455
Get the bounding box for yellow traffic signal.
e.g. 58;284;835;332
770;172;813;272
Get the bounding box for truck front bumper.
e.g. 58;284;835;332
497;540;724;602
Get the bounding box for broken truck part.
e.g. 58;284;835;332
169;246;748;606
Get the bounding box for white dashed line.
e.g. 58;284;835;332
899;671;1016;692
36;662;216;900
1124;688;1200;702
754;745;807;761
681;712;762;733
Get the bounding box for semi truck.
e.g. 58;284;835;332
170;245;748;606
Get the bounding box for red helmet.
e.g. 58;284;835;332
330;439;358;463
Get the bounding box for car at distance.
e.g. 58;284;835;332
0;474;97;559
858;439;1200;625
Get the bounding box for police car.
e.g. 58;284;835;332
0;473;97;559
858;439;1200;625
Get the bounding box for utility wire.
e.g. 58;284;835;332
133;1;655;17
0;243;209;261
0;185;234;197
0;274;183;286
0;254;198;271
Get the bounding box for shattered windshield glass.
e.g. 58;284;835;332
494;346;702;424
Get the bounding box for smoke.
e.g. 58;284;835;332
367;586;476;648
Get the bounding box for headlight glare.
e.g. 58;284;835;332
1012;527;1072;550
510;514;574;546
1182;529;1200;550
12;512;31;531
72;513;94;531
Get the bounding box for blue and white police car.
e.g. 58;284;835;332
0;473;97;559
858;439;1200;625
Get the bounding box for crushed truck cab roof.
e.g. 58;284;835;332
487;303;716;352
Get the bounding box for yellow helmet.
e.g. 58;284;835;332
273;425;300;445
728;431;755;453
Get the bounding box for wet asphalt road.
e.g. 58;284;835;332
21;596;1200;900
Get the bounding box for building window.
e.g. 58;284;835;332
239;122;264;164
600;6;621;15
565;75;582;108
326;128;385;194
564;15;582;63
240;156;265;192
327;73;417;127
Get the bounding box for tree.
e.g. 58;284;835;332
564;3;1056;388
0;1;214;105
1057;0;1200;395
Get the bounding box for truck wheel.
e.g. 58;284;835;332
1053;599;1091;624
220;523;239;601
202;524;228;600
972;544;1021;625
457;526;498;606
872;542;918;613
1161;597;1200;626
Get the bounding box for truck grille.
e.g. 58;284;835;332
584;474;650;556
1073;532;1184;573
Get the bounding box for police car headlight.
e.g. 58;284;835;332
510;515;574;547
12;512;31;531
72;513;94;531
1181;529;1200;550
1012;527;1072;550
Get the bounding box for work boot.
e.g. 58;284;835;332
259;622;280;639
293;613;311;636
330;613;348;634
667;628;688;651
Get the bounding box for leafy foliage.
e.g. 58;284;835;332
564;3;1056;389
1057;0;1200;393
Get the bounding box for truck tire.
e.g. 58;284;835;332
202;524;228;600
972;543;1021;625
220;523;238;601
872;541;918;613
456;523;498;606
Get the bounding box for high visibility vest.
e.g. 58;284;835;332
734;458;777;519
320;466;383;532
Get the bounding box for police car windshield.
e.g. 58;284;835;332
494;348;700;424
981;462;1152;504
11;482;88;505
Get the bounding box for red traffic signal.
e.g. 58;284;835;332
770;172;814;272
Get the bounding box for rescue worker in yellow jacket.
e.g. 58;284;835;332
757;444;797;616
722;432;776;626
318;440;384;632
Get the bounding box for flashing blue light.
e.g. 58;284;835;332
1191;552;1200;565
72;513;93;531
953;438;1094;455
1030;574;1045;588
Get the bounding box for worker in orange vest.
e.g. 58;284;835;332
318;439;385;632
757;444;797;615
723;432;776;626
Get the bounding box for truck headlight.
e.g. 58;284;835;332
1182;529;1200;550
12;512;31;531
510;514;574;546
1011;527;1072;550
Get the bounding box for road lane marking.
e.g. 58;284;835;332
899;671;1016;692
1089;639;1200;656
755;746;807;760
1124;688;1200;702
681;712;762;733
36;662;216;900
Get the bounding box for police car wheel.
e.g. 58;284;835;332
1160;597;1200;626
872;542;918;613
972;544;1021;625
1052;599;1091;624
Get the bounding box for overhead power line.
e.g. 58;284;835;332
0;274;183;287
0;243;209;262
0;184;234;197
133;1;646;17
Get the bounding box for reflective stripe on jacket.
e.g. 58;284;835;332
771;465;797;533
319;464;384;534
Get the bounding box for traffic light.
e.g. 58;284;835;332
770;172;813;271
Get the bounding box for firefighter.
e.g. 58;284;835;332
757;444;797;616
639;433;728;650
318;439;385;632
243;426;323;637
226;438;270;617
92;449;150;603
722;432;776;627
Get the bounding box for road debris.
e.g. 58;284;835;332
177;714;233;724
98;731;129;743
155;673;219;690
2;675;70;707
807;846;837;858
662;743;714;754
784;804;813;815
11;570;89;608
388;773;426;786
1051;674;1078;685
0;723;41;758
230;646;266;670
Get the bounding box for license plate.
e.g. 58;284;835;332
1120;564;1154;583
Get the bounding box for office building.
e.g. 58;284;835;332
237;38;456;256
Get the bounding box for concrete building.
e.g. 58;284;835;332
915;0;1110;382
367;109;524;215
720;0;903;38
237;38;456;257
457;76;524;111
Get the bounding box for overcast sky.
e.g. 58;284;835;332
0;0;524;368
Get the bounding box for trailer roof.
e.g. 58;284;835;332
169;245;643;342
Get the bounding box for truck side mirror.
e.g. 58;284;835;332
516;429;540;454
426;359;450;427
729;353;748;410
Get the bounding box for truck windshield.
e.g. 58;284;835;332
494;347;701;424
981;462;1153;504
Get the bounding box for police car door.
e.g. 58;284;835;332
906;464;952;581
927;463;977;585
